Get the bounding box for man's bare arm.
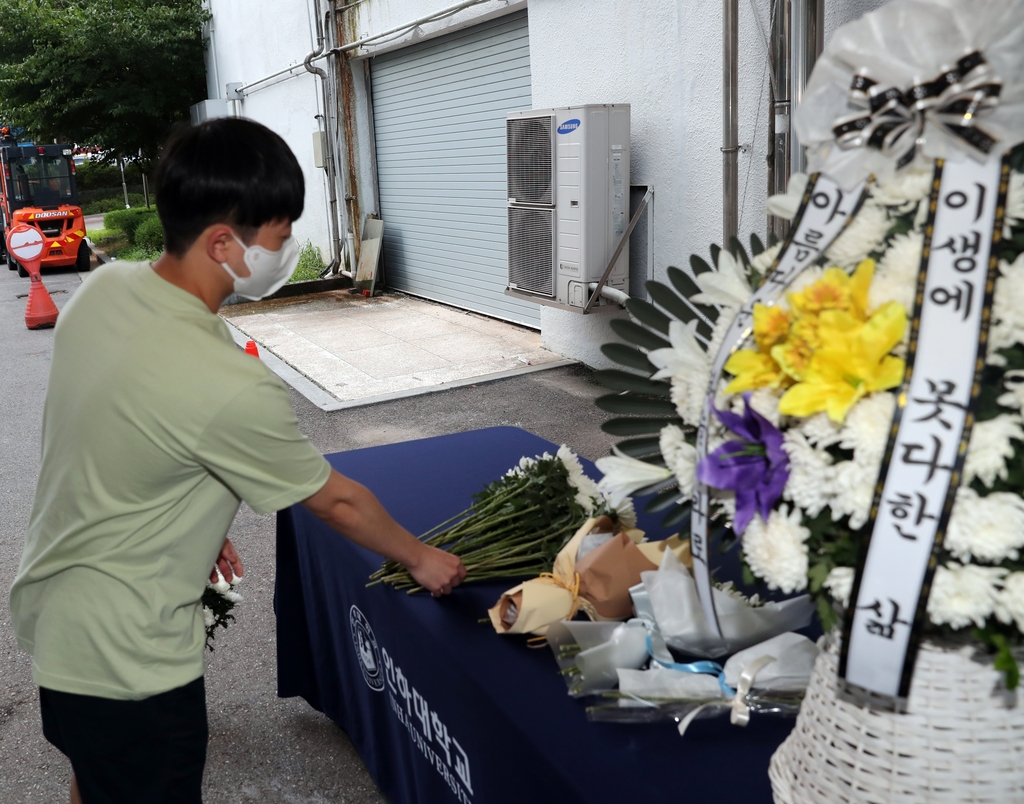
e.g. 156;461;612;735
302;469;466;596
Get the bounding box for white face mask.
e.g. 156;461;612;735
220;232;300;300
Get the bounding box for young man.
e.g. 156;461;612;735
9;118;465;803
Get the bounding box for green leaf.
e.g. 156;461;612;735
608;319;670;351
742;562;756;586
807;560;832;594
660;502;691;530
592;369;671;397
717;530;737;553
613;436;664;457
710;243;722;268
690;254;713;275
624;298;671;335
729;236;750;267
601;417;680;436
749;233;765;256
816;596;839;633
645;487;684;513
665;265;701;299
600;344;655;373
994;638;1020;691
646;281;707;332
595;394;679;416
634;475;676;498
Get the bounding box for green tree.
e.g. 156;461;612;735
0;0;208;166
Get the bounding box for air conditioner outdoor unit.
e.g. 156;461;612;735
506;104;630;310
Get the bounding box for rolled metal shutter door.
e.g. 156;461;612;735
371;10;539;327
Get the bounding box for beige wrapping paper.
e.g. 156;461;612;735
636;535;692;570
488;517;654;636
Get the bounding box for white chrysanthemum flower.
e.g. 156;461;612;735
203;607;216;629
706;307;738;365
823;566;855;609
1003;171;1024;238
222;590;243;604
691;250;751;308
750;242;783;276
945;486;1024;564
211;571;231;594
782;431;835;517
766;173;809;220
824;202;891;268
614;497;638;529
839;393;896;468
869;168;933;212
964;414;1024;488
557;445;601;514
997;370;1024;411
595;447;672;507
648;320;710;427
830;460;878;530
710;489;736;522
741;505;810;594
868;231;922;313
799;412;843;448
995;572;1024;632
927;562;1006;630
658;425;696;497
989;254;1024;364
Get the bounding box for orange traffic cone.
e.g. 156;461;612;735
244;340;260;358
25;275;59;329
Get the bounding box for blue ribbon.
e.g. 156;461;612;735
646;634;737;697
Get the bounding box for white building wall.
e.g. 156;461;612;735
207;0;890;364
203;0;334;260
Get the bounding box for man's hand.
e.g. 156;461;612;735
407;543;467;598
303;470;467;597
211;537;244;584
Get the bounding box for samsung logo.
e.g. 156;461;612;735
557;119;581;135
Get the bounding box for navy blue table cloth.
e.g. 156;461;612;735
276;426;792;804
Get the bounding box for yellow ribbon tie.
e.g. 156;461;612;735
538;571;582;618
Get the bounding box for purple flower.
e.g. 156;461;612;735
697;394;790;535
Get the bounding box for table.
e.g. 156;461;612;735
276;427;793;804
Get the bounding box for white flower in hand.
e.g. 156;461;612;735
690;250;751;308
595;447;672;507
766;173;809;221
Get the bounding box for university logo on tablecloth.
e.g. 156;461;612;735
350;605;384;692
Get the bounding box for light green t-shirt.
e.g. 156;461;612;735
9;262;332;700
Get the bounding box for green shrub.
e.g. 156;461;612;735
81;194;151;216
289;240;327;282
104;208;157;244
134;216;164;252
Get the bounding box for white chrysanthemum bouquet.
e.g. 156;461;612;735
202;568;243;650
369;446;634;593
593;143;1024;685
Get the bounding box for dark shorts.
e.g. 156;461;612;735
40;676;208;804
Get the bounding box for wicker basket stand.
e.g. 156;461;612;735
769;634;1024;803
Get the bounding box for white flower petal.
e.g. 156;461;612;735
824;202;890;268
995;572;1024;632
965;414;1024;488
658;425;696;497
765;173;809;221
595;448;672;507
741;505;810;594
927;562;1005;630
823;566;854;609
946;486;1024;564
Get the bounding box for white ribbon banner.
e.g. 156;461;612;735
692;174;867;634
840;153;1008;699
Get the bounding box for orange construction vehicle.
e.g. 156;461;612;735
0;142;90;277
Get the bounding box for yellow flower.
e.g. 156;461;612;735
723;350;786;394
778;302;907;423
787;259;874;321
753;304;790;354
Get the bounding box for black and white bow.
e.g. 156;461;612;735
831;51;1002;168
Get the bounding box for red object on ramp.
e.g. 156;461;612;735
244;340;260;358
7;223;59;329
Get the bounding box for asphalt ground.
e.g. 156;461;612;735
0;262;619;802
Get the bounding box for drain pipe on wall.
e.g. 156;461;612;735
722;0;739;249
305;0;348;277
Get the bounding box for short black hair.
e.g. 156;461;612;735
154;117;304;256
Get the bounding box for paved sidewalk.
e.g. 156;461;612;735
223;291;570;408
